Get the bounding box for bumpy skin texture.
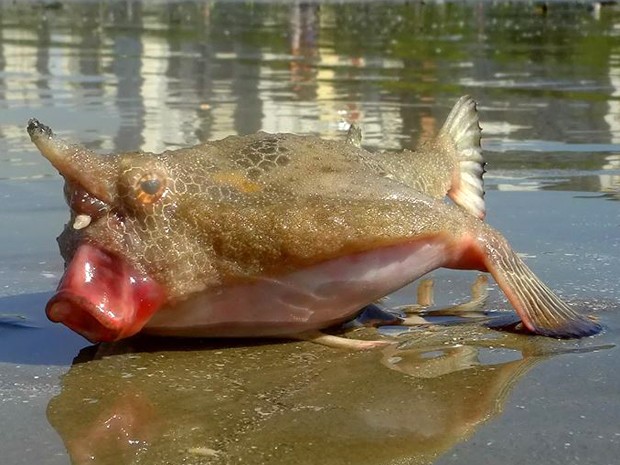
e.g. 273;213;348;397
47;130;480;302
27;96;600;340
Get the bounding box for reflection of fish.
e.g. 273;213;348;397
47;329;611;465
28;96;599;346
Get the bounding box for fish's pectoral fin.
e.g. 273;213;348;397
418;274;489;318
439;95;486;220
292;330;392;350
349;303;403;327
396;275;489;322
480;229;602;338
415;278;435;307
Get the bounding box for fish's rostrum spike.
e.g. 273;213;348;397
27;118;54;140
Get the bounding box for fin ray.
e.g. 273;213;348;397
481;230;601;338
439;95;486;219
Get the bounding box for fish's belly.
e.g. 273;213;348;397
144;239;450;337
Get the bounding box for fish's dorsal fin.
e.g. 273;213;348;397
345;124;363;148
439;95;486;220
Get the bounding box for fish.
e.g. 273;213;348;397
27;96;600;347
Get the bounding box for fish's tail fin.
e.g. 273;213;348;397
479;228;601;338
439;95;486;220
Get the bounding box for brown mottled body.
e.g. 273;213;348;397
28;96;600;344
52;130;479;300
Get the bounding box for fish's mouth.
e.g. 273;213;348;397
47;243;167;343
63;181;110;231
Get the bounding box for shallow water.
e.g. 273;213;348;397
0;1;619;464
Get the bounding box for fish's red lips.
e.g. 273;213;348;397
46;243;167;343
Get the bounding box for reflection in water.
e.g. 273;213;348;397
0;0;619;195
602;33;620;200
600;154;620;200
45;275;609;465
46;325;611;465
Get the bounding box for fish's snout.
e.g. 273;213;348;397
47;243;167;343
46;295;125;343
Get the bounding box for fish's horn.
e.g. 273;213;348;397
439;95;486;220
27;118;54;139
480;228;601;338
27;119;115;204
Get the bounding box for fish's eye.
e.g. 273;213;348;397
135;173;167;204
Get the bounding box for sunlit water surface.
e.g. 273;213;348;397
0;1;618;465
